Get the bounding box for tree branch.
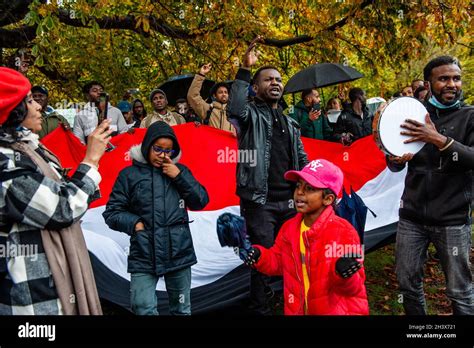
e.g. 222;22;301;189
337;34;376;74
263;35;314;48
36;64;73;83
456;41;473;50
437;0;454;44
262;0;375;48
57;9;224;40
34;51;79;83
1;0;372;50
0;25;36;48
0;0;35;27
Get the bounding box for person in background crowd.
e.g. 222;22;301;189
401;86;414;97
117;91;132;120
140;89;185;128
73;81;127;144
411;79;424;92
132;99;147;128
289;89;333;140
117;101;136;131
392;92;402;99
333;88;373;145
117;100;132;115
326;97;342;112
325;97;343;129
0;67;108;315
414;86;429;102
31;85;71;139
175;98;201;124
188;64;234;133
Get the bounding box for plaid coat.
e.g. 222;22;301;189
0;131;101;315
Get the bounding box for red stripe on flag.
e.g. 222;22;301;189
303;136;387;194
41;124;387;210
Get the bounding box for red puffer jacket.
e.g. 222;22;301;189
254;206;369;315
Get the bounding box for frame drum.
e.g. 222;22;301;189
372;97;427;157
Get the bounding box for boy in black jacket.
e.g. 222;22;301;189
103;121;209;315
387;56;474;315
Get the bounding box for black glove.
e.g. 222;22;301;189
335;254;362;279
239;246;261;266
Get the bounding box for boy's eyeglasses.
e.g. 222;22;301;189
152;145;175;156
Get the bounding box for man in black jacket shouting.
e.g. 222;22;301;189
388;56;474;315
227;37;308;314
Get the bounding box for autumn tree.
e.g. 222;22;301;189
0;0;472;106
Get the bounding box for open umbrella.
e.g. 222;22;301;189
158;74;215;106
366;97;386;116
284;63;364;94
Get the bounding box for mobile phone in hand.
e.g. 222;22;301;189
311;103;321;112
98;92;109;120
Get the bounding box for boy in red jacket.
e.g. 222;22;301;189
243;159;369;315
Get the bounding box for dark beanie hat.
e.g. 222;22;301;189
141;121;180;161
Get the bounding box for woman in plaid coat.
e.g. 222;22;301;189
0;68;111;314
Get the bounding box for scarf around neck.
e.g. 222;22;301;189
15;128;41;149
428;95;461;110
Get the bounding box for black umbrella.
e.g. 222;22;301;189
284;63;364;94
158;74;215;106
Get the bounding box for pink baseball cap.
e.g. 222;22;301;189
284;159;344;195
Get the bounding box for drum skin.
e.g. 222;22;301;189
372;97;427;157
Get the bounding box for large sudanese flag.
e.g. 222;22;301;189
42;124;406;313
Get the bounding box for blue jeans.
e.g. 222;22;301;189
130;267;191;315
396;218;474;315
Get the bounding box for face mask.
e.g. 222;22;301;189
428;95;460;110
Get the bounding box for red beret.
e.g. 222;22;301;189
0;67;31;125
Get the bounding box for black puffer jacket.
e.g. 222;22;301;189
227;68;308;205
388;102;474;226
103;122;209;275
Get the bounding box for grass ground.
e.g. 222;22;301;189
365;244;446;315
364;230;474;315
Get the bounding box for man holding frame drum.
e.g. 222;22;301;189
387;56;474;315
